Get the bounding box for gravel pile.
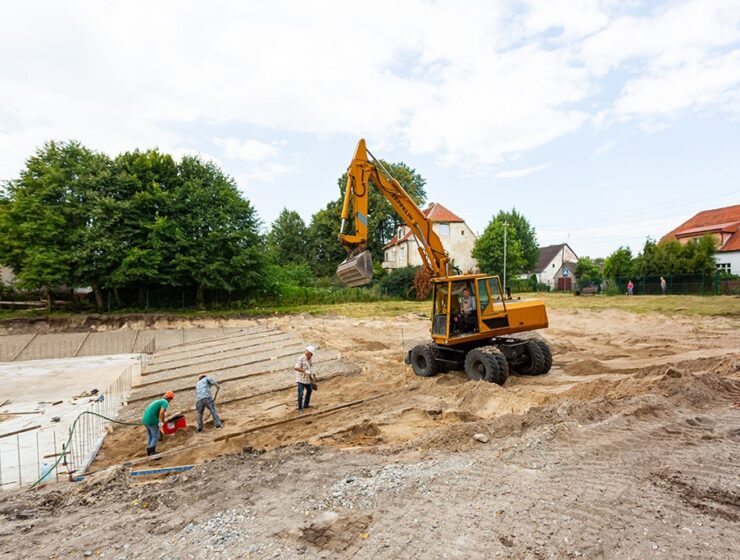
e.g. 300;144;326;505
314;458;476;510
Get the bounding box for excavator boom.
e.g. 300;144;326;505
336;139;450;286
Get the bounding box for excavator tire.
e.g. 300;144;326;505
410;344;438;377
513;339;545;376
493;350;510;384
464;347;506;385
534;339;553;374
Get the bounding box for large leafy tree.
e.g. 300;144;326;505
1;142;266;309
307;199;346;277
471;218;527;283
108;149;182;292
0;141;112;303
172;156;264;304
471;209;537;281
633;235;717;277
267;209;309;265
334;161;427;262
603;246;634;279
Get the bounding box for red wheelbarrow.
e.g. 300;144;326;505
161;414;187;435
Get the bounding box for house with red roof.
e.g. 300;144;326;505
660;203;740;274
382;202;478;273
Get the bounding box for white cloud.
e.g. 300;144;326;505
212;137;279;162
495;162;552;179
0;0;739;183
592;139;618;157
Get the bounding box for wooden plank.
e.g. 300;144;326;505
130;465;194;476
130;329;140;353
73;331;91;357
0;425;40;439
11;333;37;361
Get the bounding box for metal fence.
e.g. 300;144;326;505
610;273;726;295
0;365;133;491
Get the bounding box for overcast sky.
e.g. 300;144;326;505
1;0;739;258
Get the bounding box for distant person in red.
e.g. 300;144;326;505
627;280;634;296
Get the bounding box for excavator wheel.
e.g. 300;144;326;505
409;344;438;377
534;339;553;374
493;350;510;383
513;339;545;376
464;346;507;385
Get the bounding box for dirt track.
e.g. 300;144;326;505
1;306;739;559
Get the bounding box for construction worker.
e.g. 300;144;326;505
142;391;174;456
195;374;223;431
294;345;316;413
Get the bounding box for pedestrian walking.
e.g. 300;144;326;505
660;276;667;295
195;374;223;432
142;391;174;456
294;345;316;413
627;279;634;296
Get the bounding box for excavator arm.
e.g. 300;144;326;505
336;139;451;286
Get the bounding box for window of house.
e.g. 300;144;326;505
461;229;464;235
438;223;450;236
399;246;406;262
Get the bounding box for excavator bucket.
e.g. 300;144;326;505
337;250;373;287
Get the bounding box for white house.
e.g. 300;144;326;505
660;204;740;275
532;243;579;291
382;202;478;273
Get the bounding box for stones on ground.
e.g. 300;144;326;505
473;433;489;443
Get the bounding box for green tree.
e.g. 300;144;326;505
267;209;309;265
575;256;602;286
172;156;264;305
471;218;527;282
603;246;634;279
0;141;112;305
335;161;427;262
307;199;346;277
494;208;539;273
108;149;182;295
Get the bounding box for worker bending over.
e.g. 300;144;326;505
294;345;316;413
142;391;174;456
195;374;223;431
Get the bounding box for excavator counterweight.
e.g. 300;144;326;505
336;249;373;287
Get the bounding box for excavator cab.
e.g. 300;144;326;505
431;274;510;343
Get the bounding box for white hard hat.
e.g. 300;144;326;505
306;345;316;353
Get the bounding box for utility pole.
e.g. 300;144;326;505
503;221;508;296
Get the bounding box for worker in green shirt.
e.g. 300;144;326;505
142;391;174;456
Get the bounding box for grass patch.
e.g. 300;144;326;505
1;294;737;323
531;292;740;318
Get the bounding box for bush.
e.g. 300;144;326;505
263;264;315;292
379;266;419;299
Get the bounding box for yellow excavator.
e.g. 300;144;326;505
336;139;552;384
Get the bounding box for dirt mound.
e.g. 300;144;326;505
564;358;613;375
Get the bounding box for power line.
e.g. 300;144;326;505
537;187;739;229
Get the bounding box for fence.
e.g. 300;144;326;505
0;365;133;491
611;273;716;295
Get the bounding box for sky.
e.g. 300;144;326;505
1;0;739;259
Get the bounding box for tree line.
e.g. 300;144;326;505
0;140;724;310
0;141;432;308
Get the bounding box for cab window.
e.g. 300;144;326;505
432;284;448;336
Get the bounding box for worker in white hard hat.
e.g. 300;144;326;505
294;345;316;413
